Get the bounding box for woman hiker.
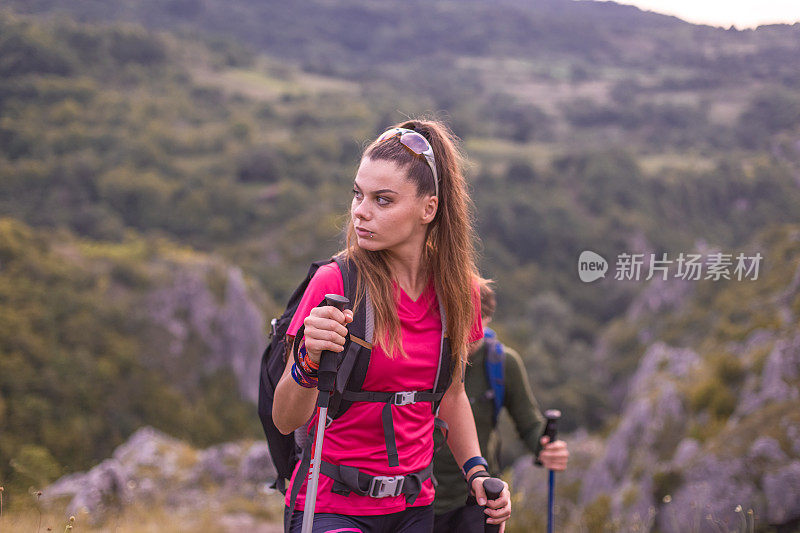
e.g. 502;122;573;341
273;118;512;532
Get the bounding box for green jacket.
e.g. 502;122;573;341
433;339;545;514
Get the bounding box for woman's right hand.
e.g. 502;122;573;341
302;306;354;365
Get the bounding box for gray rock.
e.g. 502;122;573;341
760;336;800;403
763;461;800;524
147;263;266;403
737;333;800;419
748;437;787;466
672;438;700;465
626;277;694;323
242;442;275;483
666;455;760;533
580;343;698;513
785;423;800;458
45;458;130;522
45;427;277;523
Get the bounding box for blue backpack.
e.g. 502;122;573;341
483;328;506;425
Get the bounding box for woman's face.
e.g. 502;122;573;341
351;157;438;256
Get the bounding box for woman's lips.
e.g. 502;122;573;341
355;227;373;238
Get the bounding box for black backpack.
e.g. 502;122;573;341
257;255;453;499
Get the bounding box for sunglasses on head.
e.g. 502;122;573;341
377;127;439;198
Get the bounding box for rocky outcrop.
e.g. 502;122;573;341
512;329;800;532
147;262;266;402
736;333;800;418
44;427;277;526
578;342;701;531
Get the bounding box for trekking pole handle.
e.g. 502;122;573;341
317;294;349;398
324;293;349;310
543;410;560;533
543;409;560;442
535;409;561;466
482;477;505;533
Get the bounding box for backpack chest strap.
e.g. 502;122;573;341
320;460;433;504
341;389;444;405
341;388;445;467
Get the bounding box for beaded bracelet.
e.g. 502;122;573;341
291;363;318;388
299;343;319;371
297;343;319;378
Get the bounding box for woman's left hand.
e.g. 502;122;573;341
471;475;511;530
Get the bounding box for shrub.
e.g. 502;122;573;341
689;377;736;420
652;469;682;503
582;493;612;533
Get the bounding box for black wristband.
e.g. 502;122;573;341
467;469;491;490
462;455;489;477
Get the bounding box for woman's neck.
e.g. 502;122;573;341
386;246;429;301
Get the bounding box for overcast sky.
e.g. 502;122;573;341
596;0;800;29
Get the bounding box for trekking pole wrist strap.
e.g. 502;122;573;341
467;469;491;490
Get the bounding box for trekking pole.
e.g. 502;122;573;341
542;409;561;533
482;477;505;533
302;294;349;533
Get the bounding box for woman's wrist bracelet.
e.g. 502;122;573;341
295;357;317;379
297;343;319;378
293;337;317;377
299;343;319;371
462;455;489;477
291;363;318;388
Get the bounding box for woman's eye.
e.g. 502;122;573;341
353;188;363;199
376;196;390;206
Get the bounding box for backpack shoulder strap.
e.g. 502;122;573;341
484;329;506;425
431;293;452;412
328;254;373;421
333;254;352;309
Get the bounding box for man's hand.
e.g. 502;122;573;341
539;436;569;471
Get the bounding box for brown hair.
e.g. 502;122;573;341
343;118;479;378
478;278;496;320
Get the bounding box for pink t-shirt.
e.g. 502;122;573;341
285;262;483;515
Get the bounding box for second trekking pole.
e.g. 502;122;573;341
542;409;561;533
301;294;349;533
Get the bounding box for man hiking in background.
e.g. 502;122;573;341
433;281;569;532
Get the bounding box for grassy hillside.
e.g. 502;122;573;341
1;2;800;474
0;218;262;498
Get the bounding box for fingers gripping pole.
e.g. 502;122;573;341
302;294;349;533
483;477;505;533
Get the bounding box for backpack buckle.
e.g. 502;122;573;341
368;475;405;498
392;391;417;406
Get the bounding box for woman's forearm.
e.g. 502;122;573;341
273;354;318;434
273;307;353;434
437;379;482;472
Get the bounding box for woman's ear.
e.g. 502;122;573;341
421;195;438;224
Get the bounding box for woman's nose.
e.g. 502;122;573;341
353;198;370;220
